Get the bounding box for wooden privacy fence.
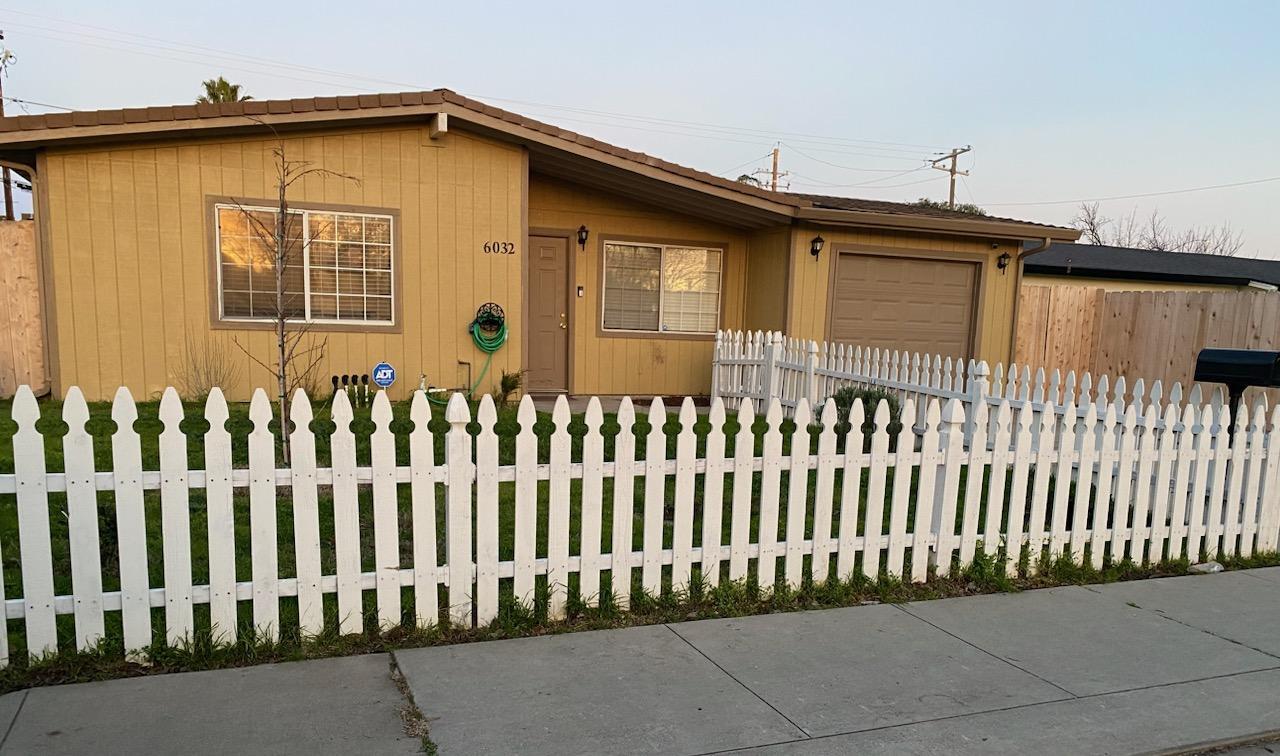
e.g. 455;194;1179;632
1015;284;1280;404
2;381;1279;663
712;329;1228;445
0;220;46;398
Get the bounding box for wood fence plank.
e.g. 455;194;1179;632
886;400;917;577
62;388;105;651
958;399;988;565
247;390;279;641
474;396;500;625
331;390;363;634
641;398;667;597
810;399;838;583
110;388;151;659
700;398;728;587
932;399;966;576
757;400;785;591
13;386;57;658
579;397;605;605
862;401;892;579
611;398;637;608
445;393;475;626
672;398;698;593
409;392;439;627
204;389;237;643
783;399;814;589
158;388;193;645
512;396;538;607
289;390;323;637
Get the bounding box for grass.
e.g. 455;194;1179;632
0;393;1270;694
1;547;1275;695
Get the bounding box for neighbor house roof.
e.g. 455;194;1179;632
1024;242;1280;288
0;88;1079;239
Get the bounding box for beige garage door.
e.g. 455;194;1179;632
829;253;977;359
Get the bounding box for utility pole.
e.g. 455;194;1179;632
0;31;13;221
930;145;971;209
750;144;789;192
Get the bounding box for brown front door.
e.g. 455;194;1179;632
526;235;570;392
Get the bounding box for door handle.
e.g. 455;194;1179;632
559;313;568;330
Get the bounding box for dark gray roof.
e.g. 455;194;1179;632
1023;243;1280;287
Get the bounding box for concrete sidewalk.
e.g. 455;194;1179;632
6;570;1280;755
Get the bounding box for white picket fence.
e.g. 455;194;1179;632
2;380;1278;663
712;330;1226;442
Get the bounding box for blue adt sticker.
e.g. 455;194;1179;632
372;362;396;388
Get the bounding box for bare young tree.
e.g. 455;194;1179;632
1072;202;1244;256
226;126;359;459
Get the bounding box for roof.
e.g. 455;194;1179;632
0;88;1078;239
1024;242;1280;288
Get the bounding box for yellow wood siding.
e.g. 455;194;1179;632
785;226;1020;368
1024;274;1245;293
528;176;748;396
743;225;791;332
41;124;523;401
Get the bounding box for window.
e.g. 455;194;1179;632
215;204;394;324
602;242;722;334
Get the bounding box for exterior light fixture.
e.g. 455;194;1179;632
810;235;824;259
997;251;1012;273
577;225;589;250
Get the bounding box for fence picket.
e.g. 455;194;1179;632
886;400;918;577
204;389;237;643
289;390;323;637
14;386;57;658
983;401;1012;559
862;401;892;579
1026;406;1058;573
1167;403;1199;560
611;398;637;607
783;399;814;588
701;398;728;587
111;388;151;659
1110;406;1139;562
1089;404;1119;569
1256;405;1280;553
513;396;537;606
445;393;475;625
1221;406;1250;558
331;390;363;634
958;399;988;564
642;398;667;597
1004;403;1034;573
1148;404;1181;561
1048;401;1077;559
1068;403;1098;563
370;392;402;629
409;392;439;627
158;388;194;645
474;396;500;625
672;398;698;593
811;399;838;583
247;390;279;641
836;400;865;579
1240;403;1268;557
1129;406;1160;563
62;388;104;651
1204;404;1233;557
758;400;785;591
580;397;605;605
932;399;966;576
911;400;942;581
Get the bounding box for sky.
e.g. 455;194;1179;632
4;1;1279;255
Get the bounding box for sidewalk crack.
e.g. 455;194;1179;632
892;603;1080;699
1082;584;1280;662
664;624;811;740
0;690;28;752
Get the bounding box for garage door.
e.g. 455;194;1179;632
829;253;977;359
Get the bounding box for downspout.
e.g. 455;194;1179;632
0;156;52;396
1006;237;1053;369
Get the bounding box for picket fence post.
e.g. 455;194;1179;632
445;393;475;627
804;340;819;407
966;361;990;445
760;332;781;407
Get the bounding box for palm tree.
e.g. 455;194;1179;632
197;77;252;104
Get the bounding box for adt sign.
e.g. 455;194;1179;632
372;362;396;389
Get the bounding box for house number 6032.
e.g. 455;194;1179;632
483;241;516;255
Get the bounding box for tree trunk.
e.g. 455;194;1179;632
276;178;291;463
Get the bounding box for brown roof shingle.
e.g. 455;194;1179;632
0;88;1075;234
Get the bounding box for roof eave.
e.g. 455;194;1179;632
796;206;1079;241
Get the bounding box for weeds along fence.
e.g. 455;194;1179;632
2;381;1278;664
712;330;1228;444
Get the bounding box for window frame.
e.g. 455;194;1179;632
212;201;397;328
599;239;725;336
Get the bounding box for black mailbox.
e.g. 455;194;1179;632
1193;348;1280;426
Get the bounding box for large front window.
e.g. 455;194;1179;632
602;242;722;334
215;204;394;324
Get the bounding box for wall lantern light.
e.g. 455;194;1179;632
997;251;1012;273
577;225;590;250
809;235;825;260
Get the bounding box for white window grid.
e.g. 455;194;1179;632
215;203;395;326
600;240;723;335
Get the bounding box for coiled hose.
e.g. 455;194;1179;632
426;307;508;405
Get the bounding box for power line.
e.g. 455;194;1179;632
780;141;931;172
2;94;72;111
789;173;943;191
0;9;952;156
718;152;774;177
985;175;1280;207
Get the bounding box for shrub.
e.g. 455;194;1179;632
828;386;902;450
496;369;524;407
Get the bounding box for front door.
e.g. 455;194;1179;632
526;235;569;392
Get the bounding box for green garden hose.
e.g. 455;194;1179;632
426;305;508;405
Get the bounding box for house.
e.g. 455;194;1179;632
0;89;1078;401
1024;242;1280;292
